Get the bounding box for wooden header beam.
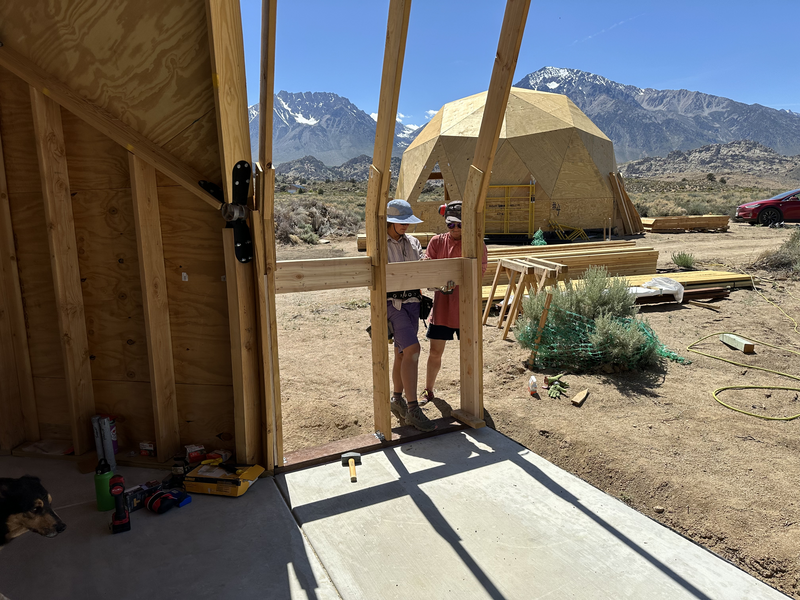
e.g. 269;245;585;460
0;43;221;210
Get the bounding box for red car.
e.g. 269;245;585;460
736;188;800;225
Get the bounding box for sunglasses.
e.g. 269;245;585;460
447;222;462;229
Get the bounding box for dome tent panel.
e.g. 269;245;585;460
507;126;573;197
405;105;444;152
396;135;440;202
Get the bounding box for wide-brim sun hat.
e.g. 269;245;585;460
386;199;423;224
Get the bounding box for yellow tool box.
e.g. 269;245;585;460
183;464;265;497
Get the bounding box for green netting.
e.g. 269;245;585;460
531;228;547;246
515;305;690;371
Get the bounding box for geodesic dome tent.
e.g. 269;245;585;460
396;87;619;236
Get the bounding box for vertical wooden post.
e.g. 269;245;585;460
206;0;264;464
129;154;181;462
366;0;412;440
29;87;94;454
458;0;530;426
0;118;38;450
255;0;283;470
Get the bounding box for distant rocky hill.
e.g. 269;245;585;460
619;140;800;186
514;67;800;163
275;154;402;182
248;91;418;166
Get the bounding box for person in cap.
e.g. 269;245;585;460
385;199;436;432
421;200;488;405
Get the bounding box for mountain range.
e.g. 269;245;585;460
249;67;800;169
513;67;800;163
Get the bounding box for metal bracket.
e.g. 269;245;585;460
374;431;386;443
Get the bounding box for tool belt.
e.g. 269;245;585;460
387;289;421;301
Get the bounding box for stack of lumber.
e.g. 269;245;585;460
609;172;644;235
483;241;657;287
356;232;436;251
482;270;754;303
641;215;729;233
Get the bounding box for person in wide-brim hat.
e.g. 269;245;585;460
384;199;436;433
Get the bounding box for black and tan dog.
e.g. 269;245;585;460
0;475;66;547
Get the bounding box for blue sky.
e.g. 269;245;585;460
240;0;800;129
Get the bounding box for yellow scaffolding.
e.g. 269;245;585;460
483;183;536;237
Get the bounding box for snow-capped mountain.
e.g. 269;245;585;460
514;67;800;163
248;91;419;166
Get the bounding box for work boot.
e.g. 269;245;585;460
390;394;408;424
405;405;437;432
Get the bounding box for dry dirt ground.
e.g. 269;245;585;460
275;222;800;598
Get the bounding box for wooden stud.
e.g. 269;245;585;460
257;0;283;470
482;261;505;325
0;117;38;448
205;0;253;204
29;87;94;454
0;45;220;210
129;154;181;462
571;389;589;407
453;256;485;426
366;0;412;441
222;228;262;463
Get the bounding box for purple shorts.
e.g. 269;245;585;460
387;301;420;352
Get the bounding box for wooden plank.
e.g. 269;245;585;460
222;228;262;464
357;231;437;252
366;0;412;442
129;154;180;462
0;114;38;447
387;257;463;292
275;257;373;294
0;44;221;209
571;389;589;407
254;166;282;471
205;0;252;204
257;0;282;470
29;87;94;455
457;257;485;425
719;334;755;354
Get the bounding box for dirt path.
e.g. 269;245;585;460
275;223;800;597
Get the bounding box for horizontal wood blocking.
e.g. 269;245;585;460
274;256;466;295
275;256;373;294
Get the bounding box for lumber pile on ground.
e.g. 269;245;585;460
357;232;436;251
641;215;729;233
483;241;657;287
609;172;644;235
482;270;754;303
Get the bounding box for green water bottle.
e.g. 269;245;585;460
95;459;115;511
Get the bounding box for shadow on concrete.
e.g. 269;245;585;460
285;431;715;600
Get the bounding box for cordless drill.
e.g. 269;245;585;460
109;473;131;534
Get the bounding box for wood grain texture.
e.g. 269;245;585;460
0;120;38;446
205;0;252;203
30;87;94;454
61;110;130;192
222;228;262;464
0;67;41;195
0;0;218;151
157;186;232;385
130;155;180;461
0;45;220;209
70;188;149;383
275;257;373;294
177;383;235;453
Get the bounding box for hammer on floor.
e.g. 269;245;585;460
341;452;361;483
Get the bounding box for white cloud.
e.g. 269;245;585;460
425;109;437;119
370;112;378;121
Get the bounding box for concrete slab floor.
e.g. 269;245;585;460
0;456;339;600
277;427;788;600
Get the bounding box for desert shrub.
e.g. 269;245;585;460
514;266;660;371
753;228;800;274
274;198;361;244
706;173;716;182
671;251;696;269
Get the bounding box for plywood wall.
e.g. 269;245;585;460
0;65;235;453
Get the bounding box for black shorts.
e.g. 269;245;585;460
426;324;460;341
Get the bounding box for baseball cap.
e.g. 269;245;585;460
439;200;462;223
386;199;423;224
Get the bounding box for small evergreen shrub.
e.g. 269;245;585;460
671;251;696;269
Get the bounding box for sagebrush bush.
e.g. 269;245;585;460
671;251;696;269
274;198;360;244
753;228;800;273
514;266;658;371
